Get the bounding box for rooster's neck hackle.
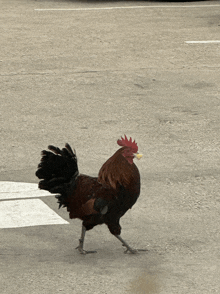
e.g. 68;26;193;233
98;147;140;191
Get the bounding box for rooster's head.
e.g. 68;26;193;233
117;135;143;164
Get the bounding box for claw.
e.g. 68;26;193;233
75;232;97;254
124;248;138;254
75;246;97;255
116;235;147;254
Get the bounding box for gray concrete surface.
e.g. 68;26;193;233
1;0;220;293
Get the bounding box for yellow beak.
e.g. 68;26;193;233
135;153;143;160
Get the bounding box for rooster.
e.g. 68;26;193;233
36;135;145;254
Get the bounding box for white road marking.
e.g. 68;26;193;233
185;41;220;44
0;181;52;200
34;5;220;11
0;181;68;228
0;199;69;228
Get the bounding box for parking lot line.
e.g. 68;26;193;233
0;181;52;200
0;199;69;228
185;41;220;44
34;5;220;11
0;182;68;228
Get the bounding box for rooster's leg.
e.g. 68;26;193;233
75;225;97;255
115;235;147;254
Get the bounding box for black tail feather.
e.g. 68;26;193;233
47;145;62;155
36;143;78;181
65;143;76;157
55;194;68;209
36;143;79;209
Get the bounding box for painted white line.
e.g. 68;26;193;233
0;181;52;200
186;41;220;44
0;199;69;228
34;5;220;11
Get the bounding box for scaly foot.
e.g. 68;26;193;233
75;246;97;255
75;238;97;254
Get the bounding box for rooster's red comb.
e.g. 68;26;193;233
117;135;138;153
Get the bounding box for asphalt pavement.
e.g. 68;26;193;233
1;0;220;293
